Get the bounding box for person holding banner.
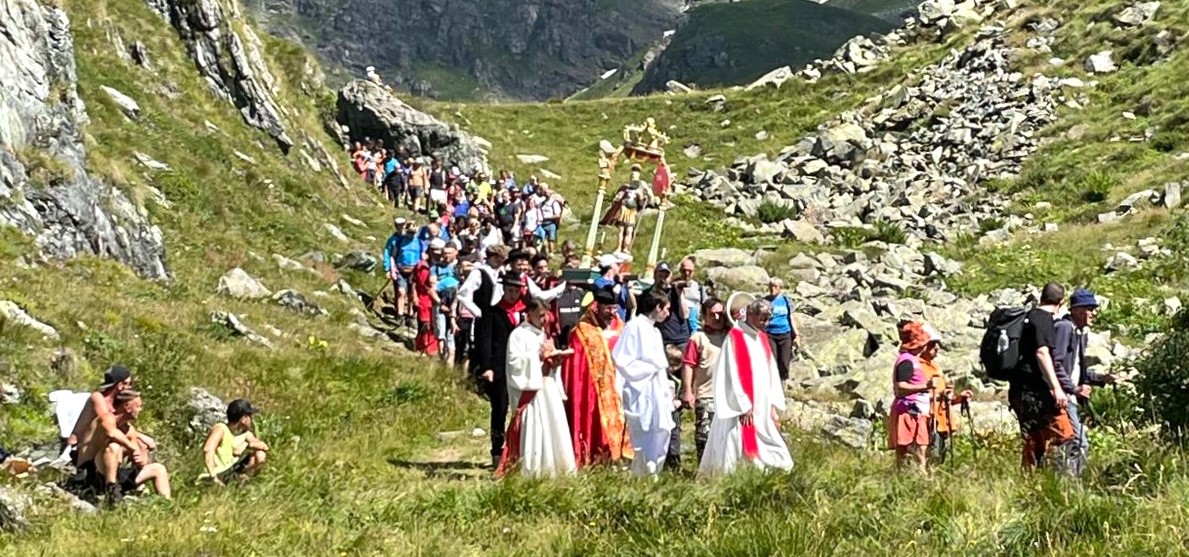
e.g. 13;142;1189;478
698;295;793;476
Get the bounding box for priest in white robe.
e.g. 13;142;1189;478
612;289;676;477
496;298;577;478
699;296;793;476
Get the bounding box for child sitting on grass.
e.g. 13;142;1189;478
200;399;270;485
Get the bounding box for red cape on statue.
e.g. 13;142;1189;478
561;312;631;468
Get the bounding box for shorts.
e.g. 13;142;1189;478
430;189;447;205
409;187;424;200
79;459;139;493
888;409;930;449
540;221;558;240
395;268;413;291
217;452;253;482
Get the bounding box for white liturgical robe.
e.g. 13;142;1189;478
502;322;576;478
612;314;675;477
698;323;793;476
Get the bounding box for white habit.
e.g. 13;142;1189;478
611;314;675;477
698;323;793;476
505;322;577;478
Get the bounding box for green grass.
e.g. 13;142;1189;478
3;0;1189;553
634;0;894;93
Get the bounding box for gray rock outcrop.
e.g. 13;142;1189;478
216;268;272;299
337;80;490;173
0;0;168;279
187;387;227;433
146;0;294;152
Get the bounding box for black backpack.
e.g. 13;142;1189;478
979;307;1030;382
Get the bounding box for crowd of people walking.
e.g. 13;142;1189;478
359;146;1121;480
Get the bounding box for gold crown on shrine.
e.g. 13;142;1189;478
622;117;669;155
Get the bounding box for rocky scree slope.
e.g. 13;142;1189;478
244;0;685;100
669;0;1186;442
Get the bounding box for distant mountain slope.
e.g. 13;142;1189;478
829;0;922;22
244;0;684;101
633;0;894;94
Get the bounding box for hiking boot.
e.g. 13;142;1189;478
106;483;124;506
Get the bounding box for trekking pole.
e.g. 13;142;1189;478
943;397;955;466
368;277;394;312
960;399;978;459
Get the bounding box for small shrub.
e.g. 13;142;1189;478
831;227;868;249
869;218;908;245
1133;310;1189;442
979;217;1006;233
754;200;799;224
1079;170;1118;203
15;146;76;189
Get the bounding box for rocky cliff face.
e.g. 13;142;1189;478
146;0;294;152
337;80;490;173
0;0;168;279
245;0;685;100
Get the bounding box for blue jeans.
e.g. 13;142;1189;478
1065;399;1089;476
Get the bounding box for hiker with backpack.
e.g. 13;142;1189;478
888;321;938;473
998;283;1077;471
1052;289;1118;476
919;324;973;465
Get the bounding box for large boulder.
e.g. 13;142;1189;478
337;80;489;173
0;0;168;279
187;387;225;434
0;300;59;340
706;265;770;293
744;66;793;91
216;268;271;299
691;247;756;268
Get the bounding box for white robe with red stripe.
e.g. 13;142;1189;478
698;323;793;476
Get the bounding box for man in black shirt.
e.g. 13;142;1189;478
1009;282;1075;471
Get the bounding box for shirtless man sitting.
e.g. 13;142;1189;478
66;365;133;463
75;390;171;504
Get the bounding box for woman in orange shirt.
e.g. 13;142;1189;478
920;323;972;465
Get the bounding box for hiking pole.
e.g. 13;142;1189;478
368;277;394;312
960;399;979;460
942;397;954;466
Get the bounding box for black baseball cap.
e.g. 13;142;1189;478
98;365;132;391
227;399;259;422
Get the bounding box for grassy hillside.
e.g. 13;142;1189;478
2;0;1189;554
633;0;894;93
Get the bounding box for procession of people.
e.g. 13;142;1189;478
357;137;1119;481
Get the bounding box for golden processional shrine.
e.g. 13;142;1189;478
581;118;672;278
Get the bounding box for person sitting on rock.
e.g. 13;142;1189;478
66;365;133;464
75;390;171;504
200;399;269;486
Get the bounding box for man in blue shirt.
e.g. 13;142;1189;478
383;217;422;325
594;253;633;321
763;278;802;383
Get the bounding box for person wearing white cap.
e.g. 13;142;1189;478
383;217;420;324
593;253;633;322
